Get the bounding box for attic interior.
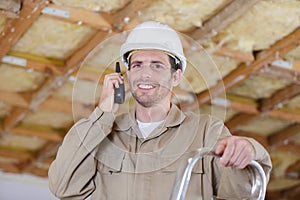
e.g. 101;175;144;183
0;0;300;199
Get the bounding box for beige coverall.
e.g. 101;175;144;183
49;104;272;200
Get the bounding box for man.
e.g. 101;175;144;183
49;21;272;200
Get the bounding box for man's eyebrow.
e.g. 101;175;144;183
131;60;165;64
130;61;142;65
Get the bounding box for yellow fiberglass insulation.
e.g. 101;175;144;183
180;51;239;93
236;116;293;137
52;0;130;12
0;63;46;92
0;134;47;152
211;0;300;52
228;74;292;99
133;0;227;32
52;79;102;105
11;16;97;60
22;109;73;129
0;16;7;33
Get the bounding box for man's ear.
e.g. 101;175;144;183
172;69;183;87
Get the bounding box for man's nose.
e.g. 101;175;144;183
141;65;153;78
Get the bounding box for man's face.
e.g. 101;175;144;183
127;50;181;107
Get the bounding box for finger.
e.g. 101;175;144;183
230;141;244;166
215;139;227;155
221;140;236;167
104;74;123;88
236;155;250;169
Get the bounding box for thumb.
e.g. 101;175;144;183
215;139;227;155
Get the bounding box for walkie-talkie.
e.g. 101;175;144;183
114;62;125;104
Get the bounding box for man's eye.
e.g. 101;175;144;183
153;64;165;70
131;64;141;69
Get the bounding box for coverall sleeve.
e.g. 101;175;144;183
207;117;272;199
48;107;115;200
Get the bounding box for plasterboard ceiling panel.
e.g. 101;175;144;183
0;64;46;92
236;115;293;136
285;45;300;61
228;74;292;99
211;0;300;52
0;133;47;152
11;16;97;60
52;78;102;105
22;109;73;129
132;0;228;31
0;101;12;118
52;0;130;12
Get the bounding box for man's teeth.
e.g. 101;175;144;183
138;84;154;89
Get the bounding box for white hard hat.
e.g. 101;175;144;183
120;21;186;72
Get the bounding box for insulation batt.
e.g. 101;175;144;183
11;16;97;60
228;74;291;99
211;0;300;52
52;0;130;12
0;63;45;92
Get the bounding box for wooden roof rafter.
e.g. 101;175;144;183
0;0;48;59
182;26;300;111
259;84;300;112
268;124;300;146
191;0;261;43
41;3;112;30
110;0;154;31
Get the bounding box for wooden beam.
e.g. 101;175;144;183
112;0;153;30
40;97;93;117
213;46;254;62
4;107;28;130
11;127;64;142
65;30;109;71
285;158;300;179
0;9;18;18
276;143;300;154
268;124;300;146
1;55;64;74
0;148;34;162
42;3;111;30
0;91;29;107
225;113;257;131
260;65;300;84
23;141;58;175
191;0;260;42
233;130;269;148
182;27;300;111
0;0;47;59
260;84;300;112
211;96;259;114
0;163;22;173
268;109;300;123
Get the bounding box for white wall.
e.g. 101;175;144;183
0;171;58;200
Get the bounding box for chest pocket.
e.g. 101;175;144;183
96;153;125;174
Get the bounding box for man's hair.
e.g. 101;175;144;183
169;56;182;73
126;52;182;73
